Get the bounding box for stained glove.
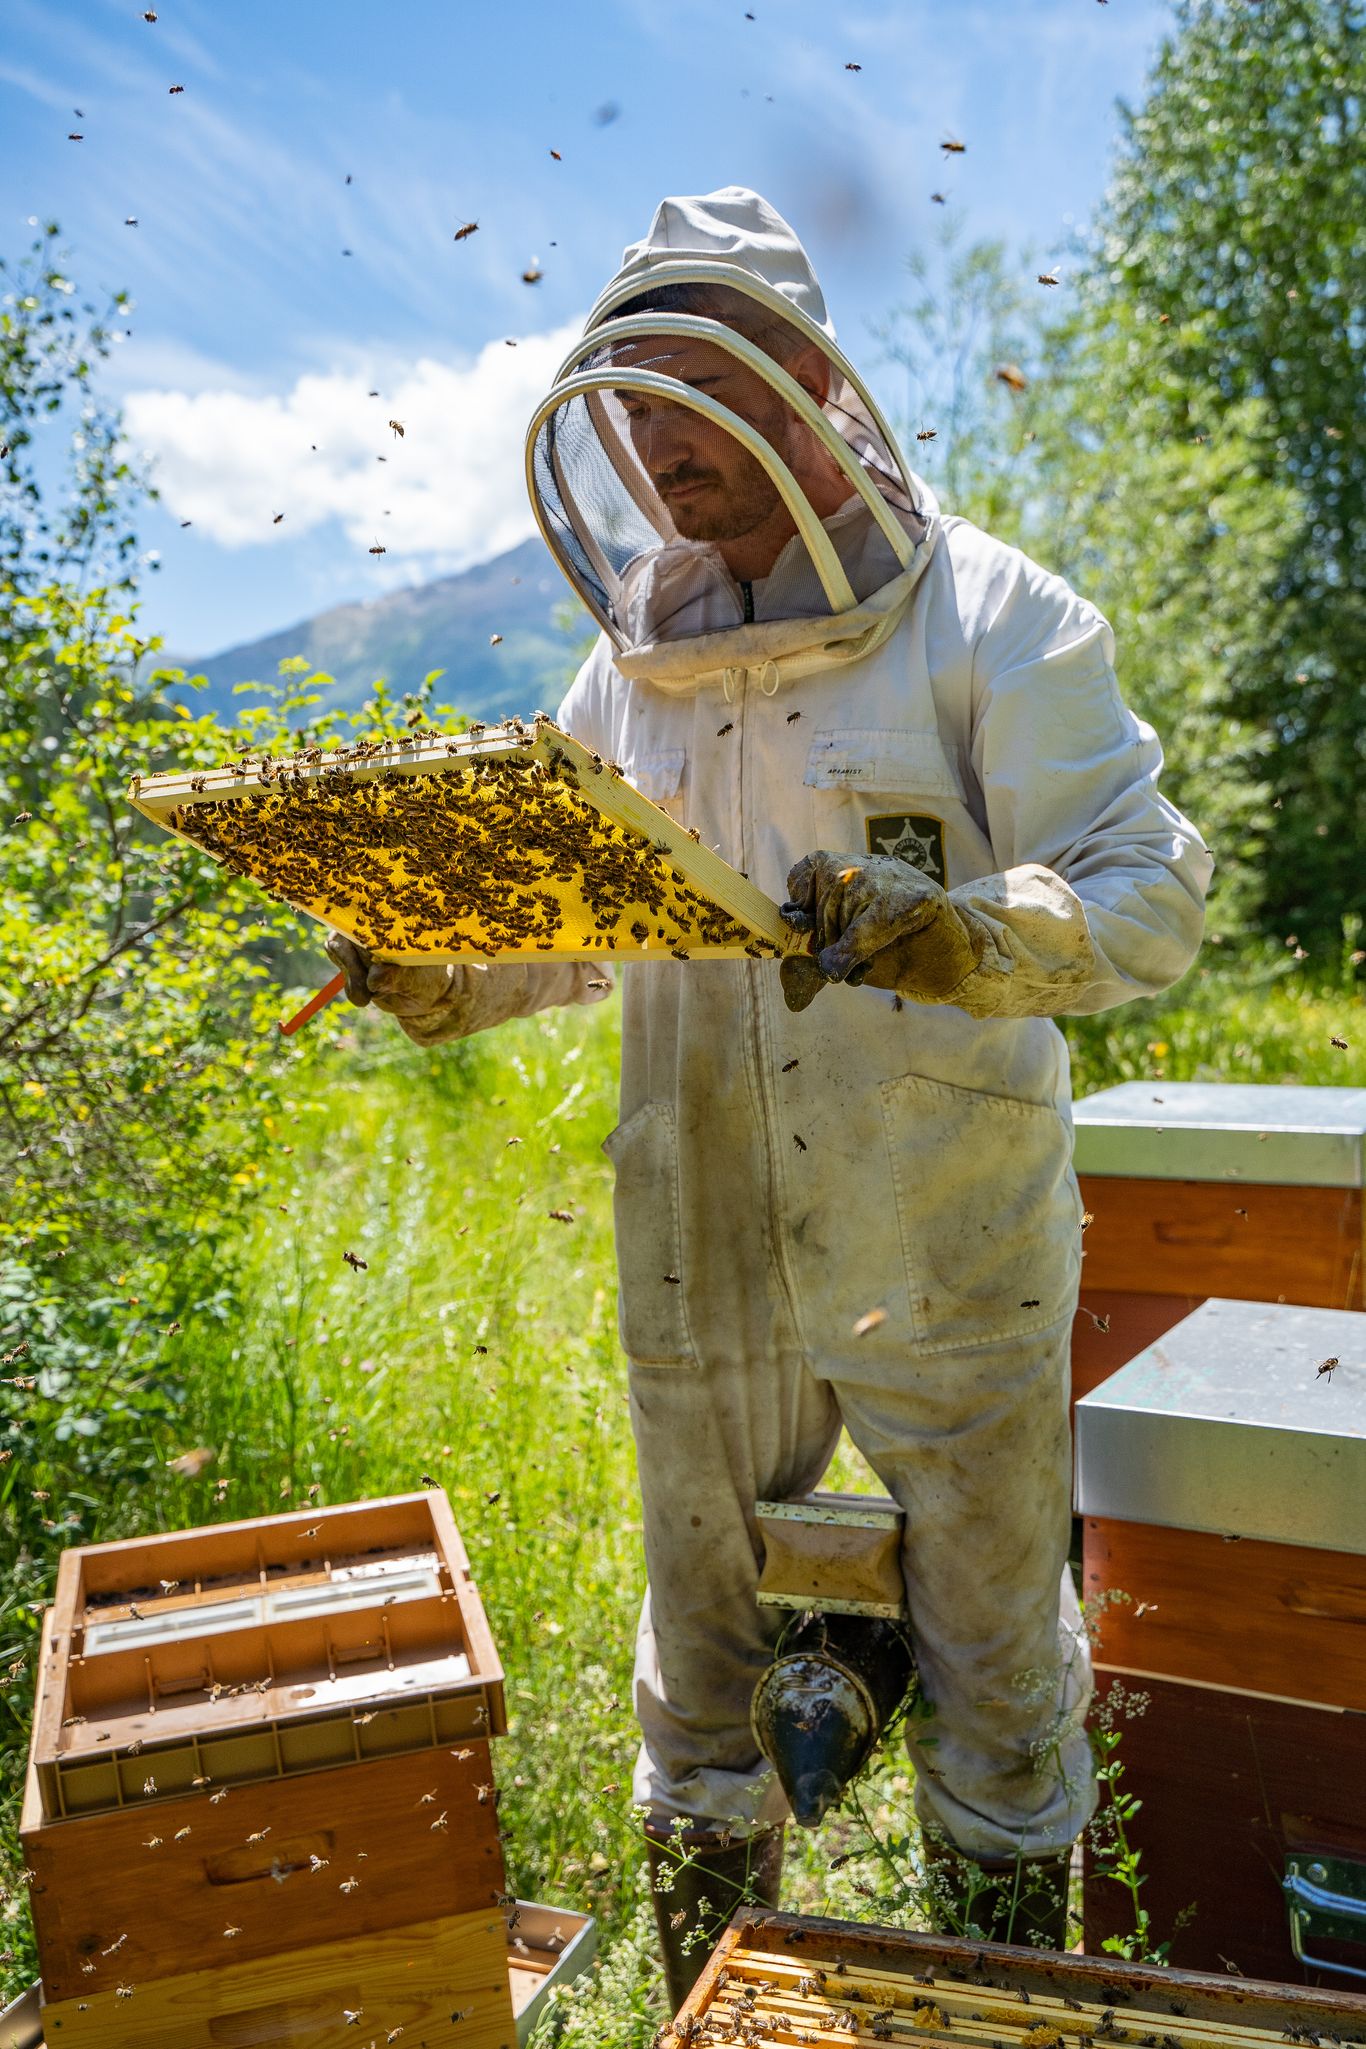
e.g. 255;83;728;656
779;852;989;1015
325;931;458;1019
324;930;615;1047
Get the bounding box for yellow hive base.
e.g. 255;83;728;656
39;1907;515;2049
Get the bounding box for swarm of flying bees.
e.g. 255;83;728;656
158;726;769;962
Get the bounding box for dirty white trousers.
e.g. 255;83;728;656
626;1308;1092;1862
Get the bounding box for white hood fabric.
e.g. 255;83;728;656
613;188;839;337
416;189;1212;1860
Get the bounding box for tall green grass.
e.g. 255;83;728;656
2;958;1361;2030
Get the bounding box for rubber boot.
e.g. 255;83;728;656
924;1836;1072;1951
644;1819;785;2016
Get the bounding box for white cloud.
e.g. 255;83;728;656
123;318;583;562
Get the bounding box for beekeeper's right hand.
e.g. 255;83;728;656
325;932;461;1034
325;932;615;1047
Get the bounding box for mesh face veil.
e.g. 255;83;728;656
526;266;928;656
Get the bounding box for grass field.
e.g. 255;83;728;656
2;946;1362;2037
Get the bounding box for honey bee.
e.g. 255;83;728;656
941;136;966;154
717;722;734;737
793;1134;807;1152
1038;270;1061;287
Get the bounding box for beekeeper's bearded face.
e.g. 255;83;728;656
609;331;847;565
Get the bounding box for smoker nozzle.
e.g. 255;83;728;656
750;1611;917;1829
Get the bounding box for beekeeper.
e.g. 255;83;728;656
328;187;1211;2002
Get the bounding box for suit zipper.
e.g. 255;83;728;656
735;669;806;1346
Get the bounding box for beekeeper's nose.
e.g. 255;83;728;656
636;400;701;483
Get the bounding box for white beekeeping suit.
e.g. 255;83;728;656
399;186;1212;1866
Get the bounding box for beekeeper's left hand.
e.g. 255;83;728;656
779;850;988;1013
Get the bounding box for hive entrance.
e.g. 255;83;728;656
130;716;796;965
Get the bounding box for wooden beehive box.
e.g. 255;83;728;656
1070;1083;1366;1415
1077;1300;1366;1983
671;1910;1366;2044
22;1493;514;2042
2;1903;599;2049
129;715;798;964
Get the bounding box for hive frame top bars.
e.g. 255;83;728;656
129;715;802;966
676;1911;1366;2044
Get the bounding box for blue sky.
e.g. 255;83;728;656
2;0;1175;659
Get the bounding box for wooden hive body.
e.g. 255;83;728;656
673;1911;1366;2044
129;716;801;965
1069;1083;1365;1417
1076;1301;1366;1982
22;1494;516;2047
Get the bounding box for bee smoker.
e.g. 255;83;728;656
749;1494;917;1828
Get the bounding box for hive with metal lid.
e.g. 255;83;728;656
1077;1298;1366;1982
1068;1082;1366;1419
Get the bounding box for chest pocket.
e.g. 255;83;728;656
804;729;964;800
623;748;686;812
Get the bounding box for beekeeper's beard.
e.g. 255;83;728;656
655;437;786;546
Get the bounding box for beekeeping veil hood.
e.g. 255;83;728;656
526;186;939;693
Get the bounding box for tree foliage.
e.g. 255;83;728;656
0;233;462;1699
1068;0;1366;938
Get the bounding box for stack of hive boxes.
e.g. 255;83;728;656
20;1493;531;2049
1069;1081;1365;1413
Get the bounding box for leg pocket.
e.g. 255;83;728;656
880;1074;1082;1356
603;1102;697;1367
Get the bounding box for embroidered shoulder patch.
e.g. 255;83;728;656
866;811;946;884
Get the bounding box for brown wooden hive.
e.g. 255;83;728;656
21;1493;528;2049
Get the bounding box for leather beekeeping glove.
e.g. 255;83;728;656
779;851;989;1015
324;931;612;1046
325;931;463;1039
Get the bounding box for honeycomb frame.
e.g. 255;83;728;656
129;716;801;965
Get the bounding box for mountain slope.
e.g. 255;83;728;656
184;537;591;725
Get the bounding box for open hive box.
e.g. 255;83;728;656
129;715;798;964
26;1491;505;1821
19;1493;589;2049
671;1913;1366;2046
